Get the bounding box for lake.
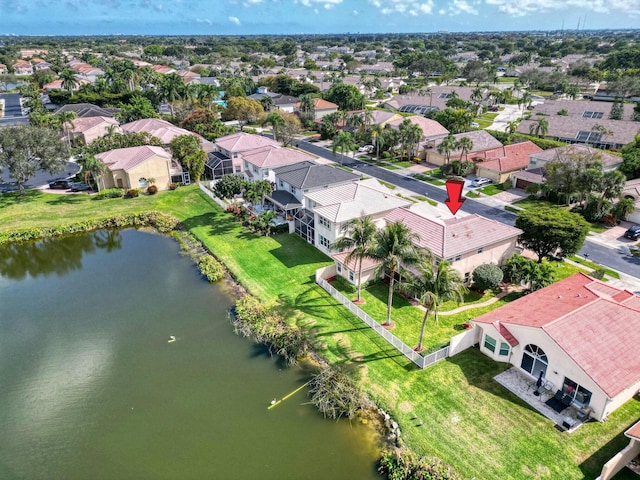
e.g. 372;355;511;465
0;229;381;479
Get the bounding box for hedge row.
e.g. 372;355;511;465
0;211;181;245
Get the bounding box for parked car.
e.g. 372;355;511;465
471;122;480;128
358;145;374;153
488;106;499;112
624;225;640;240
71;182;92;192
48;179;73;189
471;177;493;187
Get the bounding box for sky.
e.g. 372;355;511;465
0;0;639;36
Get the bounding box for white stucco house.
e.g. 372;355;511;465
473;273;640;422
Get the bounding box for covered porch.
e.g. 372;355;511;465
495;368;592;432
264;190;303;221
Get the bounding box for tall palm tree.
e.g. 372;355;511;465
437;133;457;165
506;119;519;135
370;221;423;327
371;124;384;159
529;118;549;138
331;131;356;164
77;153;106;190
331;216;377;303
456;136;474;161
55;111;77;146
261;112;286;141
59;69;79;95
398;119;423;159
399;260;467;352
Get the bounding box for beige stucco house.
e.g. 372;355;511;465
95;146;182;191
473;273;640;423
207;132;280;178
242;145;316;183
65;116;121;146
528;144;623;172
426;130;504;167
472;141;543;184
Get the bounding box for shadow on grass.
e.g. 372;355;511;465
45;194;86;205
268;233;332;268
181;212;241;237
578;421;639;480
0;189;43;206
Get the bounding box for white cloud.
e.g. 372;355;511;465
352;8;359;14
484;0;639;15
195;17;212;24
243;0;263;5
371;0;435;15
297;0;343;8
228;15;241;24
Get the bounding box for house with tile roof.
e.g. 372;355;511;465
472;141;543;184
121;118;213;153
0;63;7;75
205;132;280;179
528;144;623;171
597;419;640;480
298;179;411;253
65;116;121;146
383;207;522;283
55;103;119;119
95;145;184;191
387;116;449;143
426;130;504;166
249;87;299;113
13;60;33;76
242;145;316;183
294;97;339;120
472;273;640;422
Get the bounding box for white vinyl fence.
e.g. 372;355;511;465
198;182;227;209
316;277;449;369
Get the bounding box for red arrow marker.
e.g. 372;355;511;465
444;179;465;215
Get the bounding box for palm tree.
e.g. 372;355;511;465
55;111;77;146
331;131;356;164
331;216;377;303
506;120;519;135
418;87;433;109
371;124;384;159
77;154;106;190
529;118;549;138
261;112;286;142
398;119;423;160
437;133;457;165
399;260;467;352
370;221;423;327
597;170;626;214
456;136;474;161
59;69;79;95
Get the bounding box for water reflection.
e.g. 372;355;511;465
0;230;122;279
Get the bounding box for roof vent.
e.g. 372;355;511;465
557;295;562;299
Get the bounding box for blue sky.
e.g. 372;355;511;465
0;0;638;35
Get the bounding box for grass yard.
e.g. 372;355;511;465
478;183;507;196
513;196;559;210
569;256;620;279
377;180;397;190
1;186;639;480
466;191;481;198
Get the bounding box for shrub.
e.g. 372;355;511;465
169;183;178;190
590;269;606;280
94;188;124;200
472;264;503;291
214;174;247;199
309;366;368;420
125;188;140;198
412;156;422;164
378;448;462;480
147;185;158;195
198;254;225;282
557;109;569;116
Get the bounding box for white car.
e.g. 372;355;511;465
471;122;480;128
358;145;374;153
471;177;493;187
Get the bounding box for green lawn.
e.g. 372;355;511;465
466;191;481;198
513;196;559;210
1;187;639;480
478;183;507;196
569;256;620;279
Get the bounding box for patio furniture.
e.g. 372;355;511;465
545;390;570;413
561;394;573;408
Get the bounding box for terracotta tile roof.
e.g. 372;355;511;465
466;141;542;173
311;98;338;110
215;132;279;153
68;116;119;133
493;321;519;347
431;130;503;155
121;118;196;144
387;115;449;138
383;208;521;258
332;251;381;271
626;420;640;440
96;145;171;172
241;145;315;169
474;273;640;398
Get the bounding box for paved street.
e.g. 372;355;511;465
296;138;640;281
0;93;28;125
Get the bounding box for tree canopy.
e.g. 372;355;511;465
515;208;589;262
0;125;70;195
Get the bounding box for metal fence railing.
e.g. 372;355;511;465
317;277;449;369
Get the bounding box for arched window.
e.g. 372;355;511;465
138;178;148;188
520;344;548;379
